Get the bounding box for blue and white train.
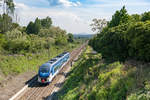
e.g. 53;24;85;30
38;52;70;84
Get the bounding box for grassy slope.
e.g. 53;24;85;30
57;46;150;100
0;43;79;78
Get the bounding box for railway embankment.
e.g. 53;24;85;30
53;46;150;100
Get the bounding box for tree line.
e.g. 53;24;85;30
0;15;74;54
89;6;150;62
0;0;74;54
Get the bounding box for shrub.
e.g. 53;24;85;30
141;11;150;21
3;39;30;53
89;23;129;61
127;21;150;61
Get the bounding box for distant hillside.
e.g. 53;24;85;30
73;34;94;39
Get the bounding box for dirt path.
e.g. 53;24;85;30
0;71;37;100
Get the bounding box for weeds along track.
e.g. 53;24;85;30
15;43;87;100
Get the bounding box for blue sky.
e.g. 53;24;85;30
13;0;150;34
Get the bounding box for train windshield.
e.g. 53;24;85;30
40;68;49;73
39;63;51;73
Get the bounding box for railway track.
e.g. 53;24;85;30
11;43;87;100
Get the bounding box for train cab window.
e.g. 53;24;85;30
40;68;49;73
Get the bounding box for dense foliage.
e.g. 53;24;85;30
67;33;74;43
89;7;150;62
0;14;15;33
56;46;150;100
26;17;52;35
108;6;130;27
0;14;75;54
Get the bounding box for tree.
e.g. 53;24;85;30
0;34;5;50
55;35;67;45
33;18;41;34
26;17;53;35
12;23;19;29
5;0;15;15
131;14;141;22
141;11;150;21
0;13;13;33
26;21;34;34
41;16;52;28
127;21;150;61
89;8;150;62
108;6;129;27
89;23;129;61
67;33;74;43
0;0;15;33
55;28;68;45
26;18;41;34
0;0;15;15
90;18;107;33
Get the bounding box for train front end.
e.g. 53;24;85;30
38;63;52;84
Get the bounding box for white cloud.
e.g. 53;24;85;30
15;2;29;10
15;2;92;34
47;0;81;7
13;0;150;34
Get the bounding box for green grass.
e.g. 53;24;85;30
0;76;3;82
0;43;80;76
56;46;150;100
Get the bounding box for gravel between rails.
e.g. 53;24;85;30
13;43;87;100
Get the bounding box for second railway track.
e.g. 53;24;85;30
13;43;86;100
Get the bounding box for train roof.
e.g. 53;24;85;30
46;52;69;65
50;58;57;62
56;52;69;58
47;61;53;64
62;52;68;54
56;55;63;58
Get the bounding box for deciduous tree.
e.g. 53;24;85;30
90;18;107;33
108;6;129;27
